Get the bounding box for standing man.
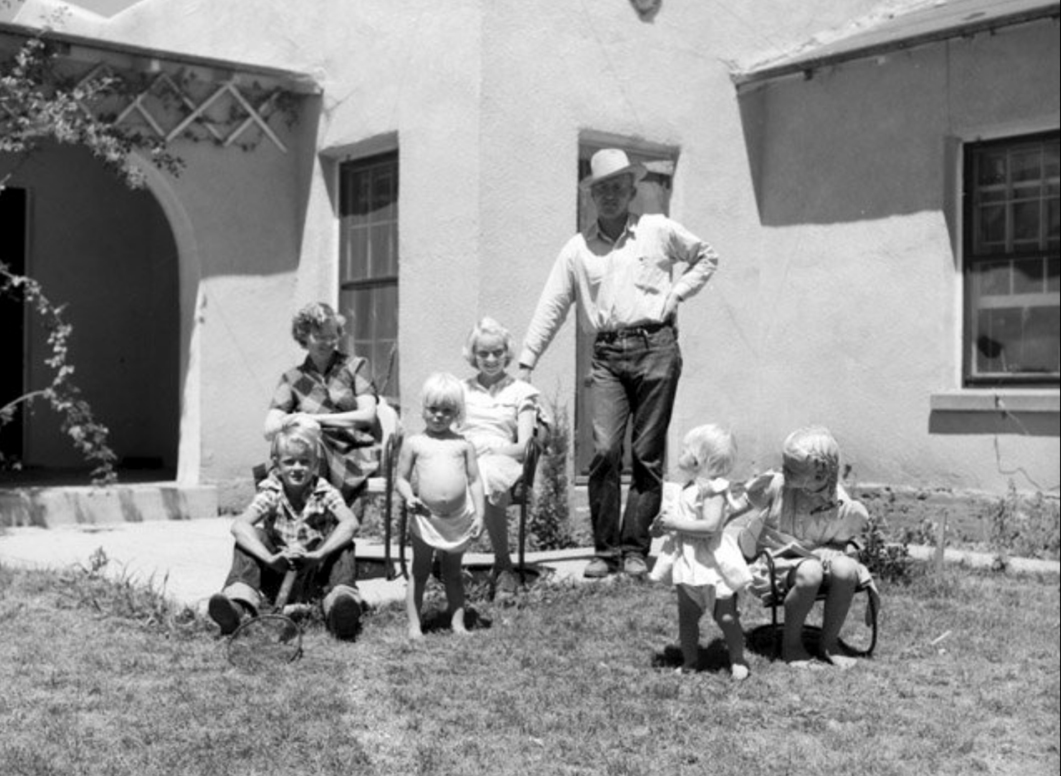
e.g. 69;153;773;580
518;148;719;578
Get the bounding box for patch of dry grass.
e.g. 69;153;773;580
0;559;1058;775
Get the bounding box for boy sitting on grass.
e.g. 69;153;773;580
208;417;363;640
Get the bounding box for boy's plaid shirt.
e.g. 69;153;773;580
248;474;346;551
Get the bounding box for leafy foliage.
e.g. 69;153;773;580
0;264;118;483
1;36;183;189
55;547;203;635
858;513;913;584
988;480;1061;561
526;394;576;551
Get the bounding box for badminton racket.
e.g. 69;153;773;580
226;567;303;669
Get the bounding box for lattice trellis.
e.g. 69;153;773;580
74;63;292;153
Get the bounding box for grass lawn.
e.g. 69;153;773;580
0;559;1058;776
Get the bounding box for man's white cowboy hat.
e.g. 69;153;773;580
580;148;647;190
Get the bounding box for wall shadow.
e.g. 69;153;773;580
928;410;1060;436
736;68;951;229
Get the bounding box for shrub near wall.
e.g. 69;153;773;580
527;396;576;552
856;483;1060;561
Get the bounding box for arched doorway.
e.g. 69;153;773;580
0;142;180;484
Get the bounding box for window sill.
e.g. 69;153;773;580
929;389;1059;436
930;389;1059;414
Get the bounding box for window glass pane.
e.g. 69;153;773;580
1011;149;1041;183
976;260;1010;296
342;226;369;282
373;167;397;219
376;283;399;340
966;133;1061;384
351;287;376;342
978;204;1006;248
978;189;1007;203
1047;197;1060;248
973;308;1010;374
339;152;399;397
1012;258;1043;294
1045;143;1060;178
369;223;397;278
342;174;371;217
341;282;399;392
1011;201;1040;244
977;151;1007;186
974;307;1027;374
1016;306;1060;374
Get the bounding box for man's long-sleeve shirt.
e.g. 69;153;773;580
518;213;719;369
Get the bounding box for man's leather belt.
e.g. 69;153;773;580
595;319;674;343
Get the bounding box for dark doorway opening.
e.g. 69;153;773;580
0;186;27;468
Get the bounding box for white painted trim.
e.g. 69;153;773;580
948;112;1061;146
930;389;1060;414
133;153;204;486
321;132;400;161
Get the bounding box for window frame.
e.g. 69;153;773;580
961;130;1059;387
338;150;400;402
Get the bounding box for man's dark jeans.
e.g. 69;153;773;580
588;325;682;563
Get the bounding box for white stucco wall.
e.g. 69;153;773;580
741;20;1060;491
8;0;1057;499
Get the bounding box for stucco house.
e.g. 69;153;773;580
1;0;1057;521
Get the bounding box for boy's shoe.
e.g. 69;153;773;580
583;558;615;578
327;592;363;641
208;593;244;635
622;555;648;579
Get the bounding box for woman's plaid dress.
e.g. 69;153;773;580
269;352;380;504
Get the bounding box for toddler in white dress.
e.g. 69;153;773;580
650;424;752;678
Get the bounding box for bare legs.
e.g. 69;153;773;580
782;556;859;668
406;532;468;640
676;585;748;680
715;597;749;680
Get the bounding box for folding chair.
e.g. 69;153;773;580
387;411;549;586
371;400;404;580
514;418;547;584
753;549;879;659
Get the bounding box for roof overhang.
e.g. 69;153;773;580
0;20;320;95
733;0;1060;89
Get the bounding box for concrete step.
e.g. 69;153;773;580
0;482;219;528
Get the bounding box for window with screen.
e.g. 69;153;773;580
339;151;399;400
964;132;1059;385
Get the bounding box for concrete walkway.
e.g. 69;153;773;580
1;519;1056;615
0;517;600;613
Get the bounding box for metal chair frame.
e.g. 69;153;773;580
754;549;879;659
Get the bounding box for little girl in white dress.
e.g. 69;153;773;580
649;424;752;678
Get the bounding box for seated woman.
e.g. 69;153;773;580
458;317;540;602
742;426;880;669
264;302;379;507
